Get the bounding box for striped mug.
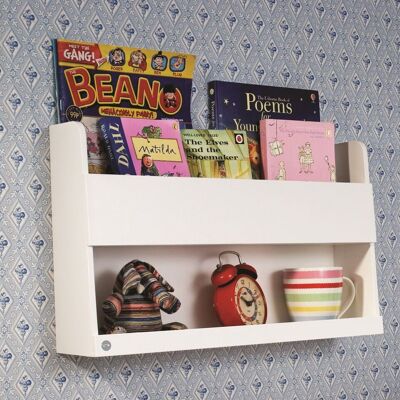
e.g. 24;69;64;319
283;267;356;321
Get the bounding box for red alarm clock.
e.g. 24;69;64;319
211;251;267;326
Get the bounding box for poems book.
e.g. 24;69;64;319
208;80;320;179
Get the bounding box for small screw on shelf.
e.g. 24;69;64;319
101;340;111;351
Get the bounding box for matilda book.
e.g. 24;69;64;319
99;117;190;177
260;119;335;182
208;80;320;179
181;129;252;179
53;38;195;173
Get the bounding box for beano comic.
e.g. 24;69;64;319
53;38;196;173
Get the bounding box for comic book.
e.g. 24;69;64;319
180;129;252;179
53;38;196;173
208;80;320;179
99;117;190;177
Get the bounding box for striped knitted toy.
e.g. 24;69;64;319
102;260;184;333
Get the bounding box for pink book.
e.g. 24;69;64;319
100;117;190;177
260;119;336;182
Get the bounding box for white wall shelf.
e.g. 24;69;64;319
50;121;383;357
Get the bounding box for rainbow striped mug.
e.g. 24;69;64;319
283;267;356;321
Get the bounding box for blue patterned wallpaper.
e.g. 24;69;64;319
0;0;399;399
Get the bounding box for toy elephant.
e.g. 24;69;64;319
102;259;186;333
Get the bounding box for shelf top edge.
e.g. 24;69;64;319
86;174;372;187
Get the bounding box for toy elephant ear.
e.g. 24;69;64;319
140;261;175;292
115;260;143;295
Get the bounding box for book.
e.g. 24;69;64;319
208;80;320;179
83;116;110;174
99;117;190;177
260;119;335;182
53;39;196;173
181;129;252;179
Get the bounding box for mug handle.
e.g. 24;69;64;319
337;276;356;319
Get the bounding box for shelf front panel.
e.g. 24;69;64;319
87;175;376;246
93;316;383;356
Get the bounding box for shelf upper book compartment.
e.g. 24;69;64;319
50;122;376;246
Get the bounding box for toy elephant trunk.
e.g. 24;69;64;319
102;260;182;333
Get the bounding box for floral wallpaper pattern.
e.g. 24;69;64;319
1;0;399;399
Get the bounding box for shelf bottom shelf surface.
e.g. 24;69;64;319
57;316;383;357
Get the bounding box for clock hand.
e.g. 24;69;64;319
240;296;254;307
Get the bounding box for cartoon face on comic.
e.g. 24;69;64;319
129;49;147;71
170;56;186;72
152;51;167;71
164;91;177;107
109;48;125;66
160;84;180;113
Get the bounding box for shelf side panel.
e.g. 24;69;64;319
348;141;370;183
334;243;381;319
335;141;370;183
87;176;376;246
50;122;98;356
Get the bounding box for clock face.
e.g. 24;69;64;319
234;276;266;324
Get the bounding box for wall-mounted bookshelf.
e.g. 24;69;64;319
50;122;383;357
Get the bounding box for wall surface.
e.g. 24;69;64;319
0;0;399;399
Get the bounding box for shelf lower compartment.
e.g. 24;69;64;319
90;316;383;356
53;242;383;357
